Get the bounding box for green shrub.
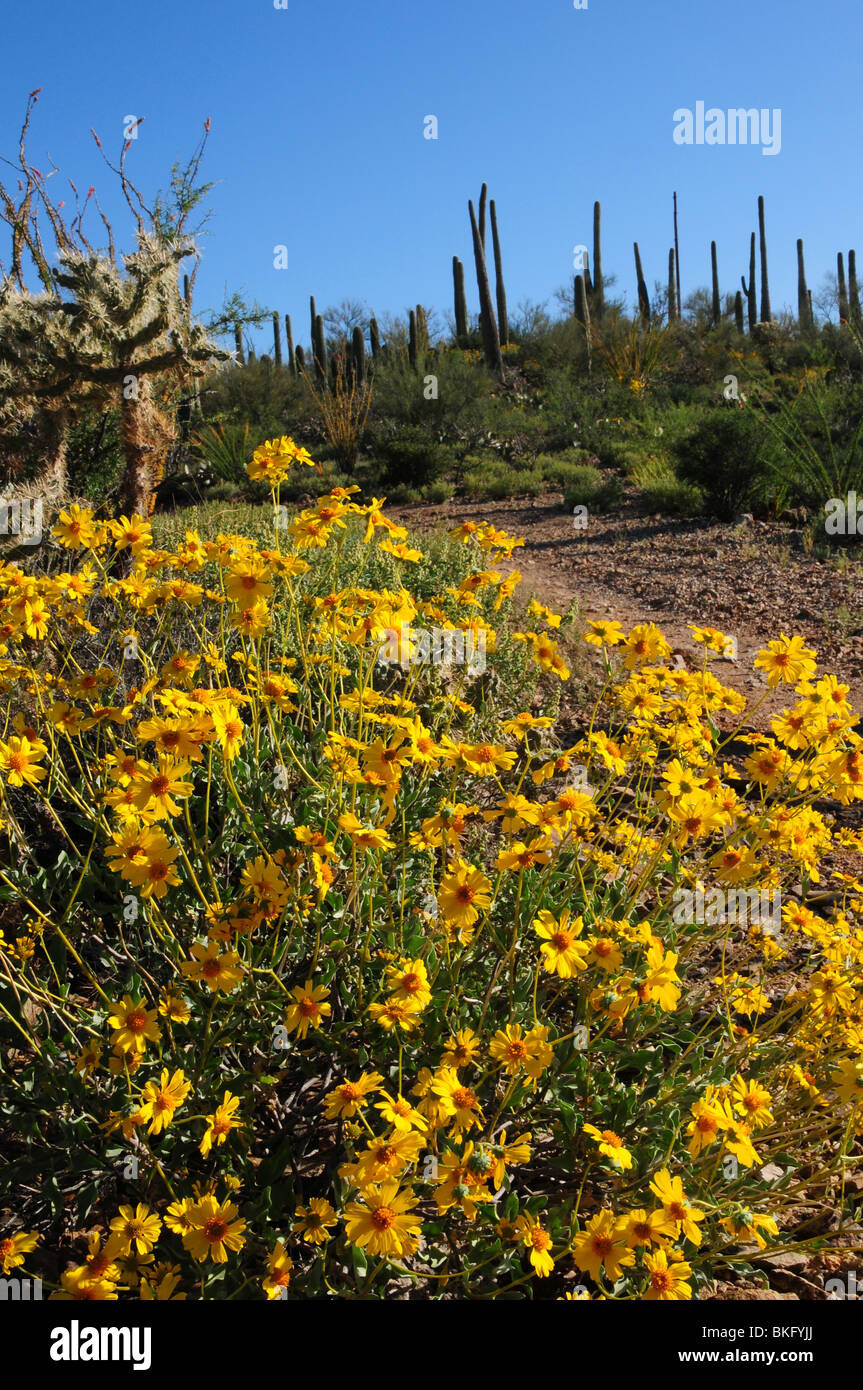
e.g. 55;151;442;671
630;456;705;515
421;479;455;503
670;406;777;519
374;426;453;489
462;460;544;500
561;464;623;513
756;377;863;510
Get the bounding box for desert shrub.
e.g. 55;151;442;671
562;464;624;514
670;405;778;519
374;425;454;489
463;458;544;499
757;375;863;510
630;455;705;515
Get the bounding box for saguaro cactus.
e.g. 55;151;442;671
667;248;676;322
468;197;504;379
352;324;366;384
574;272;591;369
489;199;509;347
233;323;245;365
734;290;745;334
797;240;813;334
309;295;317;349
710;242;720;327
633;242;650;325
272;310;282;367
408;309;418;369
838;252;851;323
415;304;428;353
369;316;381;360
294;343;306;374
849;250;862;328
478;182;488;252
452;256;468;341
741;233;757;332
284;314;296;374
673;192;682;320
758;196;772;323
592;201;604;318
313;314;328;385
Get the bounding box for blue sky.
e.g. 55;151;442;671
1;0;860;351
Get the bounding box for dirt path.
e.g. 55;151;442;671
390;491;863;726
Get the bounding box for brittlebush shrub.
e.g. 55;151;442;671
1;436;862;1301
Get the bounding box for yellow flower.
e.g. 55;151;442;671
138;1068;192;1135
262;1240;293;1298
572;1210;635;1283
109;1203;162;1256
534;909;589;978
107;996;161;1055
323;1071;384;1120
515;1213;555;1277
430;1067;483;1134
0;1229;39;1273
754;634;818;687
438;860;492;932
285;979;331;1039
343;1182;421;1259
199;1092;244;1157
583;1124;633;1171
642;1247;692;1300
182;1196;246;1263
211;701;245;760
293;1199;338;1244
649;1170;706;1246
180;941;244;993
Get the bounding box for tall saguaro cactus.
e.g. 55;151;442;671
468;197;504;379
352;324;366;384
741;233;757;332
408;309;418;369
452;256;468;342
272;310;282;367
284;313;296;374
592;201;604;318
415;304;428;353
369;316;381;361
489;199;509;347
312;313;328;386
574;272;591;370
758;196;772;323
797;240;813;334
710;242;720;327
478;182;488;252
734;290;745;334
849;250;862;328
673;191;682;321
667;248;677;322
837;252;851;323
633;242;651;325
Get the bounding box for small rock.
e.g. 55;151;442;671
760;1163;785;1184
757;1251;808;1271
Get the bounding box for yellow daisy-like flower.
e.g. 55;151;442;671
182;1196;246;1264
754;633;818;687
285;979;332;1039
533;909;589;978
293;1198;338;1244
109;1203;162;1256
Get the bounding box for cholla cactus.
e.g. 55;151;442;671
0;235;224;516
0;94;226;516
